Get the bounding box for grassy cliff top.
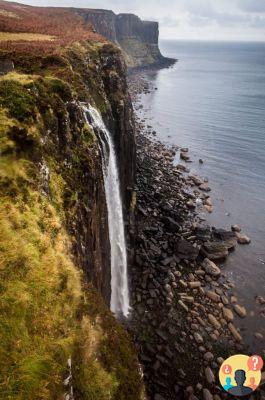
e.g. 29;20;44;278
0;0;106;56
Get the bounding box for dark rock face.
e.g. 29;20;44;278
76;9;175;68
116;14;158;44
98;45;136;211
10;42;136;307
76;9;117;41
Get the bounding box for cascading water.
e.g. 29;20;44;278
83;105;129;318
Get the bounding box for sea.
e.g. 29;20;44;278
137;40;265;352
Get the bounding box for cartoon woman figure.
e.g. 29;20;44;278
223;377;233;391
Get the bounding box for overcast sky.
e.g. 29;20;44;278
12;0;265;41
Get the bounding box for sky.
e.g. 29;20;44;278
11;0;265;41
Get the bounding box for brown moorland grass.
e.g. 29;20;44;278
0;0;107;56
0;32;55;41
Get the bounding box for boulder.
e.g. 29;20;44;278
222;307;234;322
194;332;204;344
228;323;242;342
201;242;228;260
202;258;221;277
212;228;235;241
180;152;190;161
189;282;201;289
231;224;241;232
203;389;213;400
199;183;211;192
206;291;221;302
205;367;215;384
162;216;180;232
204;352;214;362
208;314;221;329
236;232;251;244
233;304;247;318
195;225;211;241
176;239;199;261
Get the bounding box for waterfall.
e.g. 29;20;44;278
83;105;130;318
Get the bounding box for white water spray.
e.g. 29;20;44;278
83;105;129;317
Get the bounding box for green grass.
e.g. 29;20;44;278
0;49;144;399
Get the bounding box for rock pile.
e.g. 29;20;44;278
128;75;263;400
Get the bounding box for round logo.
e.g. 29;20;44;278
219;354;263;396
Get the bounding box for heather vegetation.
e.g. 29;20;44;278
0;0;105;56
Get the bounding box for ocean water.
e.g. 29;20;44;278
138;40;265;351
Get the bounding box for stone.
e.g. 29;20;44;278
205;367;215;384
222;307;234;322
179;280;188;288
204;352;214;362
233;304;247;318
176;239;199;261
203;388;213;400
205;198;212;207
180;151;190;161
195;225;212;241
236;232;251;244
231;224;241;232
163;216;180;232
154;394;166;400
228;323;242;342
194;332;204;344
221;295;229;305
178;300;189;312
202;258;221;277
217;357;224;365
231;296;237;303
187;200;196;209
189;281;201;289
208;314;221;329
200;184;211;192
186;386;194;394
201;242;228;260
206;291;221;302
213;228;235;241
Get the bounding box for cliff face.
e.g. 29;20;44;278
76;9;172;68
0;5;142;393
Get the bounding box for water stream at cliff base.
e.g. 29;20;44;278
83;105;129;317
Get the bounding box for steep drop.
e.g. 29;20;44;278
83;105;130;317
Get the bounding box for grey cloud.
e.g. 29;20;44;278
160;16;179;28
238;0;265;13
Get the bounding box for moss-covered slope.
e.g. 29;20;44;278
0;40;142;399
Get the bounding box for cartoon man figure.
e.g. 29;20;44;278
223;377;233;391
228;370;253;396
248;377;257;391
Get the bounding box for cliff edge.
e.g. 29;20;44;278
0;1;143;398
76;9;175;69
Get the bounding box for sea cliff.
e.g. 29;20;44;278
76;9;175;68
0;1;143;398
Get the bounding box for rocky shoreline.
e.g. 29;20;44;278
128;73;265;400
